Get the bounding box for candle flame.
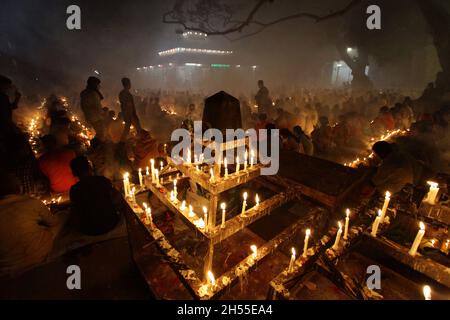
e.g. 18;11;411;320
346;208;350;217
423;285;431;300
174;179;177;186
291;247;296;257
142;202;148;209
419;221;425;230
203;206;208;214
377;209;382;217
385;191;391;199
220;202;226;210
250;245;257;257
306;228;311;236
255;194;260;204
207;271;215;286
338;221;342;229
243;192;248;200
427;181;438;188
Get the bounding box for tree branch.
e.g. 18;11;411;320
163;0;363;39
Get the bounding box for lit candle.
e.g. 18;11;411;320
123;172;130;197
209;168;215;183
188;205;194;218
170;190;176;202
236;156;240;174
160;161;163;172
220;202;226;228
130;187;136;203
288;248;296;273
146;207;154;229
138;168;143;187
250;245;257;259
424;181;439;205
303;229;311;257
207;270;215;290
173;179;178;198
203;206;208;232
180;200;186;212
154;169;160;187
409;222;425;256
244;150;248;171
423;285;431;300
255;194;260;208
224;157;228;179
380;191;391;223
371;210;382;237
150;159;155;180
250;149;255;167
186;149;191;164
146;166;150;176
343;209;350;240
241;192;248;214
332;222;342;250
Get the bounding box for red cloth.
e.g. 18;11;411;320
38;149;78;193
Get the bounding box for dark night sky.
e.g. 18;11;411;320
0;0;441;93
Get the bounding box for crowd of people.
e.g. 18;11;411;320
1;72;449;278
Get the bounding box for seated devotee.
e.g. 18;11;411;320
370;141;426;194
293;126;314;156
311;116;334;155
69;156;121;236
0;172;65;277
280;128;302;153
134;130;159;169
38;134;78;194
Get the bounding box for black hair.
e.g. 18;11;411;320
121;77;131;87
70;156;91;178
372;141;393;159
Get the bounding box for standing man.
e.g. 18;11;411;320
119;77;142;141
255;80;271;116
80;76;105;140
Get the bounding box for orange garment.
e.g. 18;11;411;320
38;149;78;193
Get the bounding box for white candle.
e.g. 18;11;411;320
224;157;228;179
220;202;226;228
332;222;342;250
250;245;257;259
138;168;143;187
255;194;260;208
180;200;186;212
150;159;155;180
236;156;240;174
423;285;431;300
203;206;208;232
173;179;177;198
343;209;350;240
160;161;163;172
371;210;382;237
154;169;160;187
209;168;215;183
170;190;176;202
146;207;154;229
409;222;425;256
123;173;130;197
288;248;296;273
303;229;311;257
244;150;248;171
188;205;194;218
130;187;136;203
380;191;391;223
207;270;215;290
241;192;248;214
424;181;439;205
187;149;191;164
250;149;255;167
